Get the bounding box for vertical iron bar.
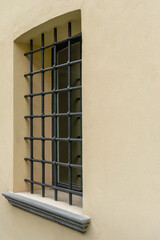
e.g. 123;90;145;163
51;47;54;187
68;22;72;205
30;40;34;193
53;28;58;201
80;37;82;192
41;34;45;197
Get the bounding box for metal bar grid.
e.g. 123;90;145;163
24;22;82;205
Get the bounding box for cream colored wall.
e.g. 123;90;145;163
1;0;160;240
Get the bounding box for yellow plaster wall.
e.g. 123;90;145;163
1;0;160;240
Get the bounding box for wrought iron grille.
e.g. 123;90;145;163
24;22;82;205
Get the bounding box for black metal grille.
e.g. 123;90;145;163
24;22;82;205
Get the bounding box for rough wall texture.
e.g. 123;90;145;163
1;0;160;239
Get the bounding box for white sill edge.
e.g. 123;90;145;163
15;191;82;215
2;192;90;233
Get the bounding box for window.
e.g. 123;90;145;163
3;13;90;232
24;22;82;205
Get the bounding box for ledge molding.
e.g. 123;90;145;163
2;192;90;233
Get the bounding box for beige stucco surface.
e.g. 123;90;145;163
1;0;160;239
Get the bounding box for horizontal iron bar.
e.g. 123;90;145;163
24;33;81;56
57;181;82;192
24;112;82;118
24;59;81;77
24;179;82;196
24;157;82;168
24;86;81;98
24;137;82;142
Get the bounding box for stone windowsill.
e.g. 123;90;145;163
2;192;90;233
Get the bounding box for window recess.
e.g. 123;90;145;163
24;22;82;205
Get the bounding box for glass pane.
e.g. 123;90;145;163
57;47;68;65
57;116;68;138
57;67;68;90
